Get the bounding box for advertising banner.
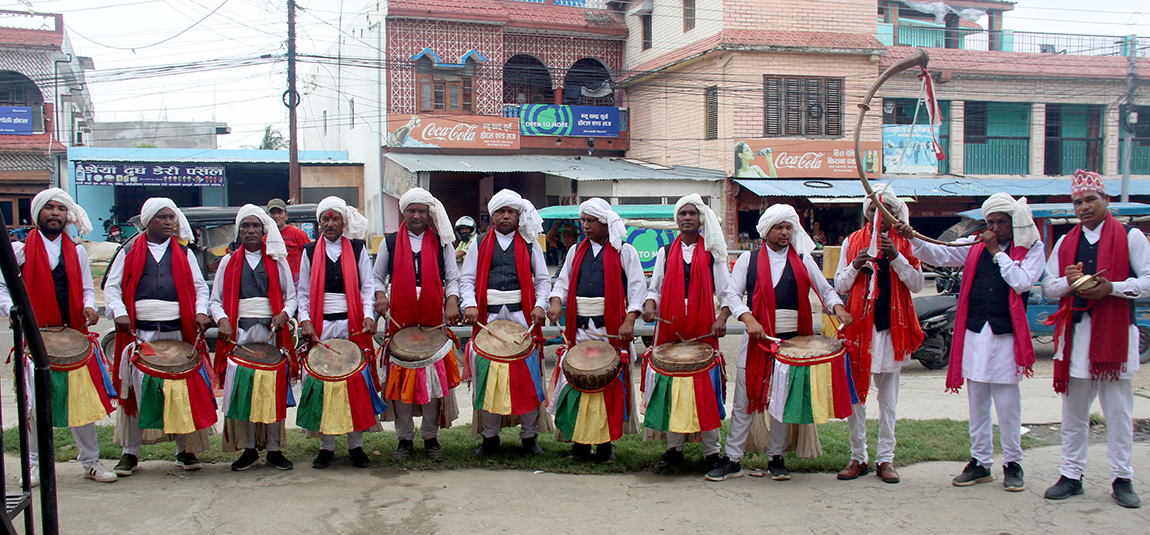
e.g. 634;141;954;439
519;105;620;137
74;162;226;187
733;139;882;179
386;114;519;150
883;124;942;174
0;106;34;135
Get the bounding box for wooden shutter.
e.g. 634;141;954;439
763;76;783;136
705;86;718;140
824;78;843;137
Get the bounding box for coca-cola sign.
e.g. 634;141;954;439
387;114;519;150
733;139;882;179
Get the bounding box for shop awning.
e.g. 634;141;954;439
538;204;675;220
385;153;724;181
734;178;1150;199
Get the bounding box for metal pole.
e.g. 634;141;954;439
287;0;301;204
1121;34;1136;203
11;310;35;535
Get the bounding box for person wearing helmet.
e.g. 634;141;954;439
455;216;478;264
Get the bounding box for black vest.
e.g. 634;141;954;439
384;232;445;287
487;238;533;313
574;244;627;328
50;255;71;326
237;256;271;330
966;247;1026;334
1071;229;1136;325
871;257;893;332
304;238;366;321
133;243;183;332
660;243;714;293
744;248;801;312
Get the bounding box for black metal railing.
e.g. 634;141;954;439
884;24;1144;57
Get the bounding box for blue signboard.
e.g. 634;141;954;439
74;161;226;187
0;106;34;135
625;226;677;271
520;105;619;138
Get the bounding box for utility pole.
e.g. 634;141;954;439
1121;34;1136;203
286;0;301;204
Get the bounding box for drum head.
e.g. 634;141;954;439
563;340;618;375
235;343;284;365
41;327;91;366
651;340;715;373
777;335;843;359
307;339;364;381
139;340;200;374
389;327;451;363
474;320;532;359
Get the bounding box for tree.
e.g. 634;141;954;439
256;125;287;150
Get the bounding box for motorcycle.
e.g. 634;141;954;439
910;267;959;371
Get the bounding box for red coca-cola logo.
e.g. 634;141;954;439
774;151;826;169
420;122;478;142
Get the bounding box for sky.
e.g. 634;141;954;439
0;0;1146;150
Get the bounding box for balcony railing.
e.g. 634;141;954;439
1046;137;1102;176
1118;141;1150;175
964;136;1029;175
878;23;1146;57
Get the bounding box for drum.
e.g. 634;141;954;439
233;343;285;365
561;340;621;393
473;320;533;363
387;326;452;366
40;327;92;367
650;340;716;374
770;335;854;424
775;336;845;364
304;339;365;381
136;340;201;376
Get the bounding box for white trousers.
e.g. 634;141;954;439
480;409;540;439
1059;377;1134;481
967;380;1022;468
28;420;100;468
847;370;900;465
668;429;722;456
319;431;364;451
723;367;752;462
394;399;442;441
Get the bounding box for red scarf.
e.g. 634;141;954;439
947;242;1034;393
307;237;373;364
655;238;717;349
1051;213;1130;392
22;229;85;331
745;245;812;415
213;248;295;384
842;224;924;403
388;223;446;334
563;240;626;350
112;235;199;403
473;230;540;339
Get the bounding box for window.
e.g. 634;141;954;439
322;110;327;136
704;86;718;140
964;101;988;142
641;14;652;50
683;0;695;32
763;75;844;137
416;57;476;113
348;98;355;129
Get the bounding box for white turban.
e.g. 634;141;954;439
316;196;369;240
31;188;92;236
399;187;454;250
981;193;1040;249
488;189;544;243
862;183;909;224
674;194;726;259
579;197;626;250
756;204;816;256
140;197;193;243
235;204;286;260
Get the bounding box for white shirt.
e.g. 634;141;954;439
726;246;844;323
208;249;298;323
297;236;376;323
458;229;551;311
103;238;210;320
645;241;741;314
372;229;462;300
549;240;647;315
0;235;96;317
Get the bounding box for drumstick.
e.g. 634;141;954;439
131;333;157;356
655;317;673;325
561;330;570;347
388;315;402;331
681;334;717;343
477;322;510;344
519;322;536;342
421;323;446;332
584;331;621;340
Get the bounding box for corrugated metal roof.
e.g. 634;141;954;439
385;153;725;181
734;178;1150;198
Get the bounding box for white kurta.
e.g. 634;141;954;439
297;237;375;341
208;250;298;345
104;238;210;321
0;235;96;316
459;229;550;314
911;236;1045;384
372;229;462;301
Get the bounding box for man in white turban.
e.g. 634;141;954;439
640;194;740;474
103;197;213;476
208;204;298;471
706;204;850;482
0;188;116;486
459;189;552;457
834;185;925;484
297;195;381;470
372;187;462;463
546;198;646;463
894;193;1043;493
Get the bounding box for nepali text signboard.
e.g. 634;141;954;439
733;140;882;179
883;124;942;174
520;105;620;138
386;114;519;150
74;162;226;187
0;106;34;135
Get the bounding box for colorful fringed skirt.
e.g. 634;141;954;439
767;350;858;425
222;354;295;425
134;360;218;435
296;362;387;436
45;341;117;428
385;347;461;406
552;366;629;445
471;343;545;416
642;359;725;434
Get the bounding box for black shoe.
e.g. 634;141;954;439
393;440;415;462
1003;462;1024;492
704;456;743;481
767;455;791;481
1112;478;1142;508
704;453;723;473
312;449;334;470
349;447;371;468
521;436;543;456
476;436;501;458
1044;475;1084;500
654;449;685;472
231;448;260;471
113;454;139;477
266;451;294;471
424;438;445;462
568;443;593;461
952;458;994;486
175;452;201;471
595;443;616;464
